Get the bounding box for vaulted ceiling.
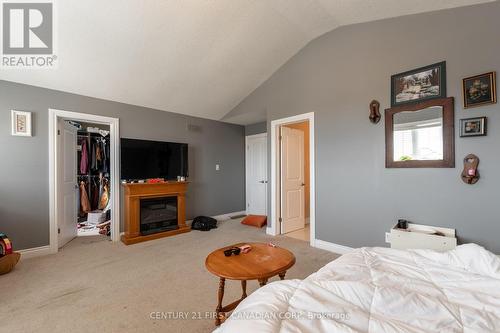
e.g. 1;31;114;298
0;0;492;124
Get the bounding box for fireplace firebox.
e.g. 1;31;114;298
140;197;178;235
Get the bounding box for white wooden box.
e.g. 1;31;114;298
389;223;457;252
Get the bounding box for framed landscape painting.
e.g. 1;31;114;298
391;61;446;107
462;72;496;108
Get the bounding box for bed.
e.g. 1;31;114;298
214;244;500;333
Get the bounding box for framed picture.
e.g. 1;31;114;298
462;72;496;108
11;110;32;137
460;117;487;137
391;61;446;107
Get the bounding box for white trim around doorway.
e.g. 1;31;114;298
268;112;316;248
49;109;120;254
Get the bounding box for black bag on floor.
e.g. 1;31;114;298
191;216;218;231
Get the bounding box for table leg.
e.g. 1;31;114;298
241;280;247;299
258;278;268;287
215;278;225;326
279;271;286;280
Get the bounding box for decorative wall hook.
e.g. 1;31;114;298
369;100;381;124
461;154;480;184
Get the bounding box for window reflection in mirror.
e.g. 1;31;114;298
393;106;443;161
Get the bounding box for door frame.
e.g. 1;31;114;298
49;109;120;253
268;112;315;247
245;133;268;215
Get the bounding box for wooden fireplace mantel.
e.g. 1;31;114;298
121;181;191;245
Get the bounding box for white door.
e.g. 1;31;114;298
281;126;305;234
246;134;268;216
57;120;78;248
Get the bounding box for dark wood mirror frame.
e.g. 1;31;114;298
385;97;455;168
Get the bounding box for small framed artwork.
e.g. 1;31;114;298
11;110;32;137
391;61;446;107
462;72;496;108
460;117;487;137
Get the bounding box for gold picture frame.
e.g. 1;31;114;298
11;110;32;137
462;72;496;109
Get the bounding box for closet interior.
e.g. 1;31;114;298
75;121;112;237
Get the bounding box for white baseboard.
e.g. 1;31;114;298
266;227;277;236
18;245;52;259
16;211;250;260
314;239;353;255
314;240;499;257
186;211;247;225
212;211;246;221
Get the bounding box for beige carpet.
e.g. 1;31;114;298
0;218;339;333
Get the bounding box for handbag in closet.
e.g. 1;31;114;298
98;179;110;210
79;181;91;215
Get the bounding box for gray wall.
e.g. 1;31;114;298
245;122;267;136
0;81;245;250
229;2;500;253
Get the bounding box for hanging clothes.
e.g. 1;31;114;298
77;131;111;225
91;139;97;172
101;139;109;173
91;179;100;210
80;139;88;175
79;181;91;215
96;143;102;165
89;137;109;173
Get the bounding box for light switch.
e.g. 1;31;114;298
216;164;220;171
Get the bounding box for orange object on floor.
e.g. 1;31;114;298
241;215;267;228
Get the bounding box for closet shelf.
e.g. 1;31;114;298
77;132;110;138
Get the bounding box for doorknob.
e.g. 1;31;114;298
301;183;305;186
259;180;265;183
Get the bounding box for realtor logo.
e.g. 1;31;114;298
1;0;57;68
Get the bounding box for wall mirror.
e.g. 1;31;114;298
385;97;454;168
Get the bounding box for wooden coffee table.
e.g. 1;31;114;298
205;242;295;326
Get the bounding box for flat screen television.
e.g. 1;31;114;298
121;138;188;180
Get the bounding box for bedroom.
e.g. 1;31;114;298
1;1;499;332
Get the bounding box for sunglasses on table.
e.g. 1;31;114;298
224;247;241;257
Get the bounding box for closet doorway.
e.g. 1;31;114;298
281;122;310;236
49;109;120;253
269;112;315;247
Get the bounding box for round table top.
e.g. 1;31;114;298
205;243;296;280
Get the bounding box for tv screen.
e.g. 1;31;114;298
121;138;188;180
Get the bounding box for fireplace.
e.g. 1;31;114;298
140;197;178;235
122;182;190;245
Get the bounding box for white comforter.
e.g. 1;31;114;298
214;244;500;333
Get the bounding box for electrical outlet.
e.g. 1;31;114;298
215;164;220;171
385;232;391;244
